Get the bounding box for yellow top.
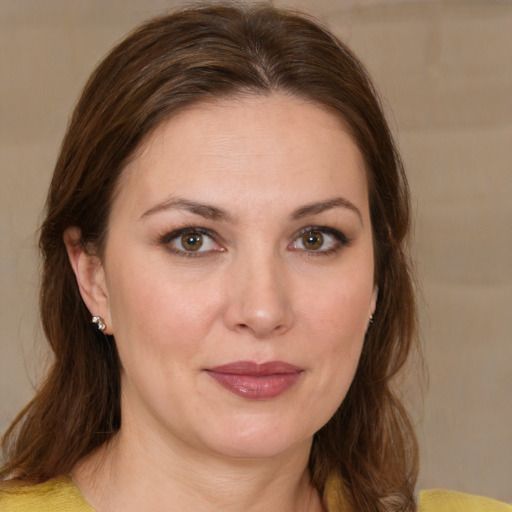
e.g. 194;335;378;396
1;475;511;511
0;476;91;511
418;489;512;512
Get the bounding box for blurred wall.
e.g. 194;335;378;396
1;0;511;502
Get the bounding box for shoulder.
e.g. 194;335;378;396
0;475;94;512
419;489;512;512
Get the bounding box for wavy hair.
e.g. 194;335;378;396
1;4;419;511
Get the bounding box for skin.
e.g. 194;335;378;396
65;93;377;512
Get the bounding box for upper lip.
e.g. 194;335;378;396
207;360;303;376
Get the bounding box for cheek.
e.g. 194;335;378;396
106;258;224;361
299;272;373;340
296;268;373;389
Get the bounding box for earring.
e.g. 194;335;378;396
369;314;374;323
91;316;106;332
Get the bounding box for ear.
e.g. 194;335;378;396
63;227;113;334
370;285;378;317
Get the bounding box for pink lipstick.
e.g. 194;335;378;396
206;361;303;400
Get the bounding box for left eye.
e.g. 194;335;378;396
290;228;341;253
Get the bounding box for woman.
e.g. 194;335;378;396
1;4;509;512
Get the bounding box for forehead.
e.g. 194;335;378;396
114;93;369;220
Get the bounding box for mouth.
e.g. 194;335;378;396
205;361;303;400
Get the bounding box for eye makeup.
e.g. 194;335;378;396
158;223;352;259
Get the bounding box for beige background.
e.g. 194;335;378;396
1;0;511;502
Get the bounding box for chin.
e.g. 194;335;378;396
193;416;316;462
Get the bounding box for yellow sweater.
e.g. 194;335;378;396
1;475;511;511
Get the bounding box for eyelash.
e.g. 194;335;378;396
159;225;351;258
160;226;222;258
291;226;351;257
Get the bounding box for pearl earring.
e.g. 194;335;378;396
91;316;106;332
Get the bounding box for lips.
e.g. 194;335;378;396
205;361;303;400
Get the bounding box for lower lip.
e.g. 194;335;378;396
206;371;302;400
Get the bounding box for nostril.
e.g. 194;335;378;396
232;315;291;338
223;263;294;337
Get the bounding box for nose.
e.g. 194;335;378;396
223;252;294;338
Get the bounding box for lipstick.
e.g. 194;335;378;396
205;361;303;400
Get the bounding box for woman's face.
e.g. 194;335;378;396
92;94;377;460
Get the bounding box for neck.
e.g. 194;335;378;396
72;424;324;512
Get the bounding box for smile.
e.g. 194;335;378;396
205;361;303;400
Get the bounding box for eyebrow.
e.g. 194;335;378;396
290;197;363;225
140;197;232;221
140;195;362;224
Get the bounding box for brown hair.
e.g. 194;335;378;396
1;4;419;511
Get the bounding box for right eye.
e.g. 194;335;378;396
162;228;223;256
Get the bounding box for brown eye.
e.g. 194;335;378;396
165;228;222;256
301;231;324;250
181;232;203;251
290;227;346;255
